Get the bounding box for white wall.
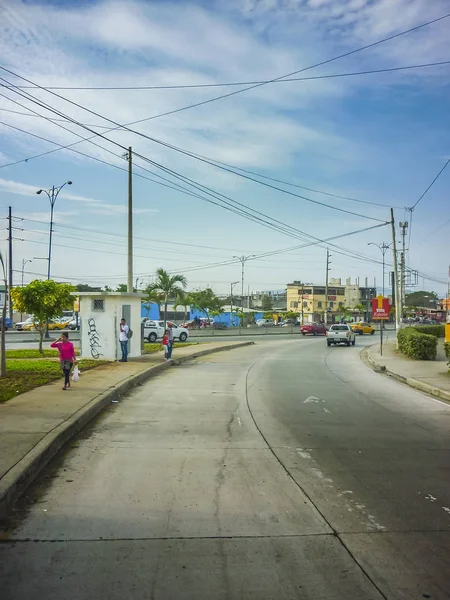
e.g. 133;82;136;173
79;294;142;361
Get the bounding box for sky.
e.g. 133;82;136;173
0;0;449;297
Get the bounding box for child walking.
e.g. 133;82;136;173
51;332;77;390
162;329;169;361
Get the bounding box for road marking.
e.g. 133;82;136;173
323;407;331;413
443;507;450;515
303;396;320;403
425;494;437;502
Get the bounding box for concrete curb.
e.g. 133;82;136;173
361;346;450;404
0;341;254;520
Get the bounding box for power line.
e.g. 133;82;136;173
411;157;450;210
0;76;385;224
9;60;450;90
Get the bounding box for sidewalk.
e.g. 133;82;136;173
0;341;253;520
364;339;450;402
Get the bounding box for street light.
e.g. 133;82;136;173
233;255;255;309
21;259;32;287
230;281;239;325
367;242;392;297
36;181;72;280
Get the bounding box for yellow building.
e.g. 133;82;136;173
286;280;346;323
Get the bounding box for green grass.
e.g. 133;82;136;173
0;359;107;403
5;349;61;359
143;342;199;354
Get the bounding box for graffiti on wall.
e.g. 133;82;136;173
87;317;103;359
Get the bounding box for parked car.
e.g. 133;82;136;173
0;317;13;331
68;319;80;330
301;322;327;336
23;319;66;332
15;317;34;331
143;320;189;342
326;324;356;346
350;321;375;335
256;319;275;327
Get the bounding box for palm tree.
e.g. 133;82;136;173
142;287;164;320
175;290;193;325
149;268;187;328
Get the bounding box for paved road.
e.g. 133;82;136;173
1;338;449;599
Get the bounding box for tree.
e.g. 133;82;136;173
354;303;365;312
11;280;76;354
148;268;187;328
0;252;7;377
405;290;439;309
261;294;273;311
174;290;194;324
142;287;164;319
116;284;128;292
190;288;224;321
76;284;101;292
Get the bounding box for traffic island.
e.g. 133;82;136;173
0;341;254;521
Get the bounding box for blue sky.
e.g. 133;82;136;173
0;0;448;296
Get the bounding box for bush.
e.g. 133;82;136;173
414;324;445;338
397;327;437;360
444;342;450;360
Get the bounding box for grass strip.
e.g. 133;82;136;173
0;359;107;403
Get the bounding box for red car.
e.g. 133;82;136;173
301;322;327;336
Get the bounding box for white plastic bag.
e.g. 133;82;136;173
72;364;80;382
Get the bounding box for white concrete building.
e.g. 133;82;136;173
76;292;143;361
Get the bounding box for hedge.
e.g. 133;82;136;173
414;324;445;338
397;327;437;360
444;342;450;361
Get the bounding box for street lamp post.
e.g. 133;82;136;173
233;255;255;309
368;242;392;297
36;181;72;281
230;281;239;326
36;181;72;339
20;259;32;321
21;259;32;287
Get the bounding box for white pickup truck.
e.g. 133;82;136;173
326;324;356;347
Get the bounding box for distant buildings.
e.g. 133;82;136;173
286;278;377;323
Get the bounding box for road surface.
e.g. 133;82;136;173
1;338;449;599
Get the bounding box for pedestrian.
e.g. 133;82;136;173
51;332;77;391
119;318;129;362
167;322;174;359
162;329;169;360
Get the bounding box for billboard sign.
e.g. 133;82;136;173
372;295;390;320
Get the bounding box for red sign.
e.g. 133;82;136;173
372;295;390;320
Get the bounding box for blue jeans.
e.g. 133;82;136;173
120;340;128;362
167;341;173;359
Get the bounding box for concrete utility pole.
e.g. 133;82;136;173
127;147;133;293
230;281;239;321
233;255;255;309
7;206;13;321
324;249;331;323
391;209;401;336
399;221;408;319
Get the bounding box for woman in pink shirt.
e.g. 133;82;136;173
51;332;77;391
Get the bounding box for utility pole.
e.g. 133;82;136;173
324;249;331;323
127;146;133;293
230;281;239;323
233;255;255;309
7;206;13;321
399;221;408;319
391;209;401;336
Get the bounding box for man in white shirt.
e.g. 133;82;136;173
119;318;129;362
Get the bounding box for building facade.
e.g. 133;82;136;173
286;278;376;323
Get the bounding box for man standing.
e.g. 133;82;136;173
167;322;174;359
119;318;129;362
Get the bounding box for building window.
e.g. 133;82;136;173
329;301;334;309
92;299;105;311
290;301;298;309
303;301;308;308
317;301;322;308
339;302;344;308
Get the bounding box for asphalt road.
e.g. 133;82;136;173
1;338;449;599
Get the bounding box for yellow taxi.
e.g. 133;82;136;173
350;321;375;335
23;320;65;331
